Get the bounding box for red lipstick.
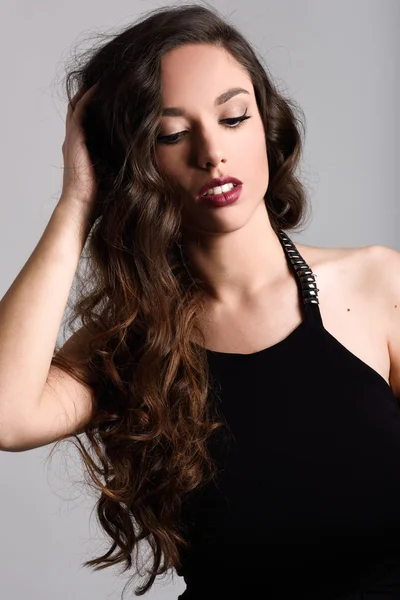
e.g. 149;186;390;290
197;176;242;197
197;176;243;207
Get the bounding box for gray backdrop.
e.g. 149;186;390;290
1;0;399;598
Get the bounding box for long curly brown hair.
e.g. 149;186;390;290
48;2;311;596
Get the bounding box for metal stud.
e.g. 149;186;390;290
277;229;320;306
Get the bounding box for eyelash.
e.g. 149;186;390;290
157;109;251;145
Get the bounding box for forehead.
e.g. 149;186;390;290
159;44;251;105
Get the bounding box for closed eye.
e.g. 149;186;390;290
156;109;251;145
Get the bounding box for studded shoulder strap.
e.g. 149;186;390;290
277;229;323;328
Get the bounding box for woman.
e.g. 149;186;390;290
1;4;400;599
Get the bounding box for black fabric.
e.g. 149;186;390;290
176;230;400;599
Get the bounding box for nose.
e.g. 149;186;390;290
202;153;227;169
193;128;227;169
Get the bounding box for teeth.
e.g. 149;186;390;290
204;183;237;196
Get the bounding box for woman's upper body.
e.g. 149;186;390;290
5;5;400;597
177;230;400;599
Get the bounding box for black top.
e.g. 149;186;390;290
177;230;400;599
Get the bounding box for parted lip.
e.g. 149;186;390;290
197;176;243;198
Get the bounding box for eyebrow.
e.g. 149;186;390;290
161;87;250;117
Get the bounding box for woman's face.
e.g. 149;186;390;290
155;43;270;236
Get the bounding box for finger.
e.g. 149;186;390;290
67;83;98;117
75;83;99;105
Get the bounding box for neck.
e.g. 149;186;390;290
182;202;289;309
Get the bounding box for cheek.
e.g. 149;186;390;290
155;148;183;182
155;150;189;200
240;122;269;180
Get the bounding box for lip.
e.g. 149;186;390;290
200;184;243;207
196;176;243;199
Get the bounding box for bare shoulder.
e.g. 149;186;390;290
296;239;400;302
351;243;400;397
358;244;400;397
295;239;377;272
300;241;400;289
297;239;400;396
